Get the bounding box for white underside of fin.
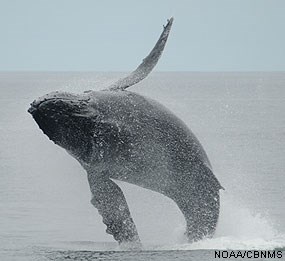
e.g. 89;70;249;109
105;17;174;91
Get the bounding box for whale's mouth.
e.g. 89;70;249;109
27;104;37;114
28;98;69;115
28;94;96;144
28;91;91;115
28;99;41;115
28;94;97;161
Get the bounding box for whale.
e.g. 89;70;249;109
28;18;223;245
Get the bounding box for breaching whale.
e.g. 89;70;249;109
28;18;223;245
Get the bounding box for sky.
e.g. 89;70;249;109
0;0;285;71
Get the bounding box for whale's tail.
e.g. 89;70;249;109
178;189;220;242
167;162;222;242
105;17;174;91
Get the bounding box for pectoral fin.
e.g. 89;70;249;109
106;17;174;91
88;175;140;244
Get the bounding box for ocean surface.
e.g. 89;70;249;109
0;72;285;260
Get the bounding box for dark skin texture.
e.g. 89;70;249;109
29;90;222;244
28;18;222;245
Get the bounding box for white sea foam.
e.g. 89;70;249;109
151;194;285;251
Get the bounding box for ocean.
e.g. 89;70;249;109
0;72;284;260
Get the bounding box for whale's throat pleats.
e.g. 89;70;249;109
64;120;133;165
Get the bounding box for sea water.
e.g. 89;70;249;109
0;72;284;260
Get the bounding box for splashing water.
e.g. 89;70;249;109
151;192;285;251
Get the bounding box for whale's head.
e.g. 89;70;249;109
28;91;99;161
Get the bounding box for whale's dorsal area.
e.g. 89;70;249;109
106;17;173;91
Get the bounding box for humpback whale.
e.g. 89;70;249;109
28;18;223;245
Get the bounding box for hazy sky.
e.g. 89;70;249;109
1;0;284;71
